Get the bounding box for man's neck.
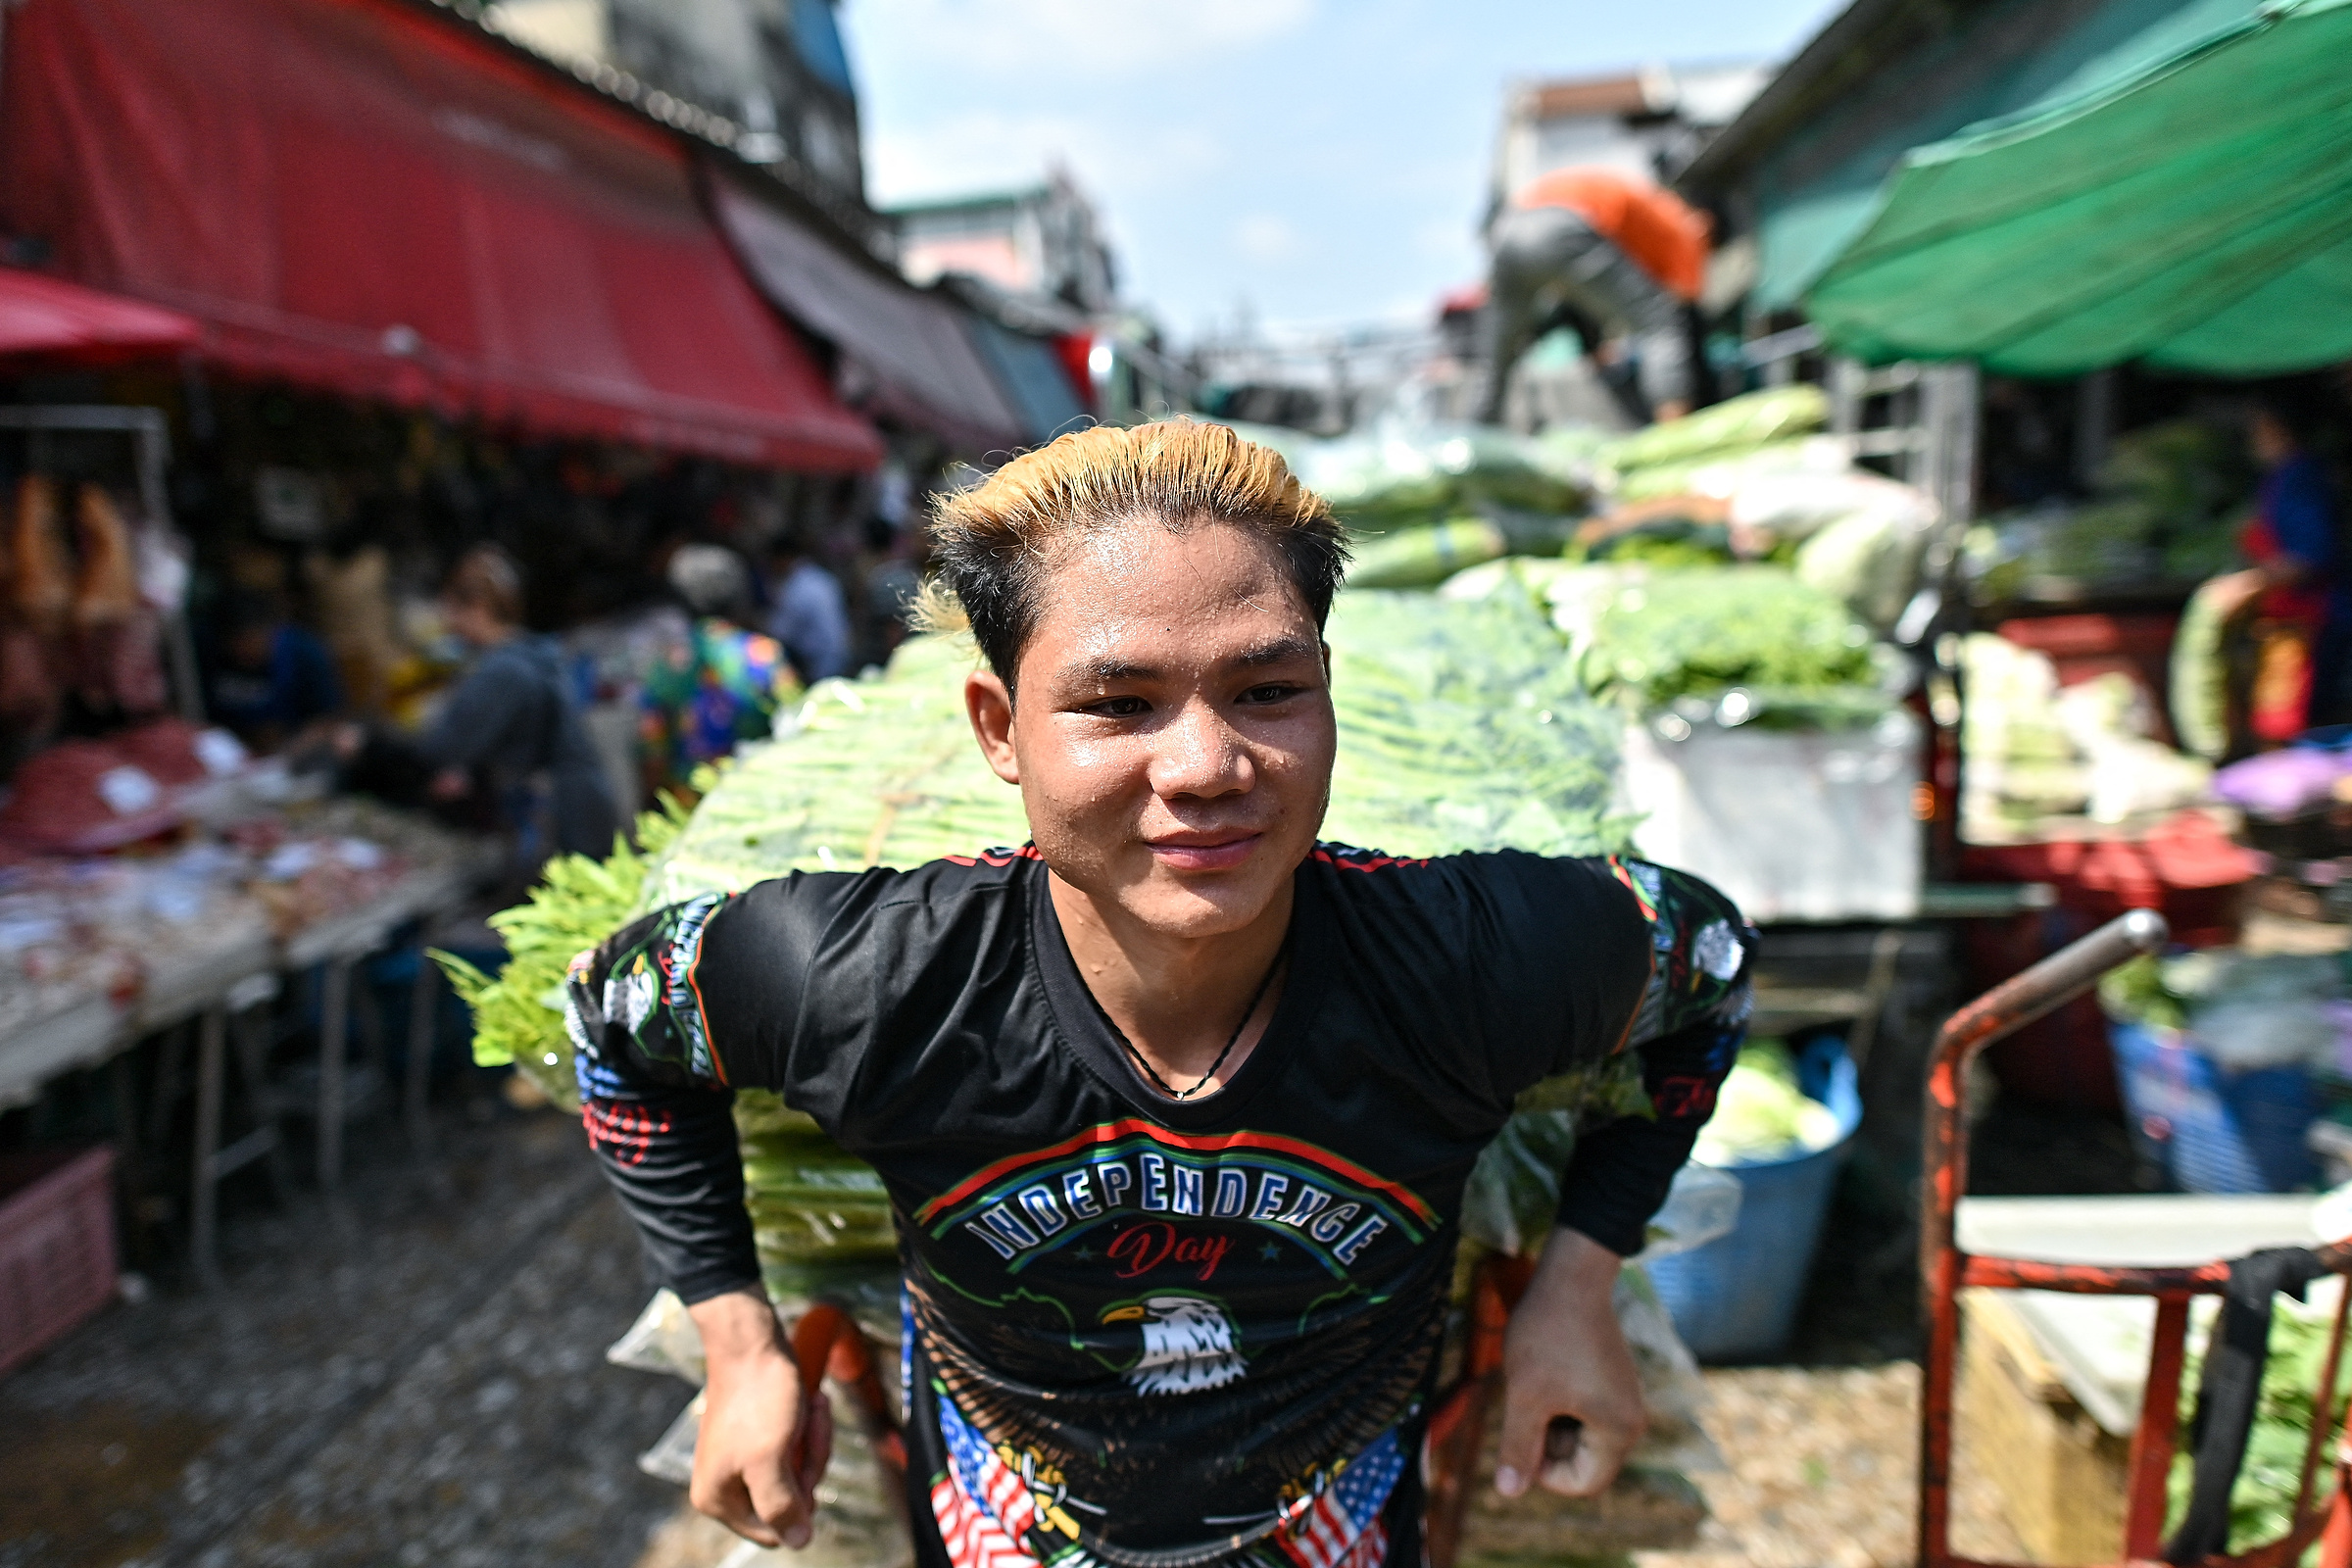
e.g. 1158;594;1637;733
1047;870;1292;1097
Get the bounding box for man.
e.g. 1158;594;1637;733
423;545;617;861
1479;167;1712;426
206;589;344;751
568;422;1750;1568
766;534;855;682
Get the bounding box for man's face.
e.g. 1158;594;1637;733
966;518;1335;940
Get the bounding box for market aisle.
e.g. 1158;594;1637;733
1638;1365;2026;1568
0;1109;688;1568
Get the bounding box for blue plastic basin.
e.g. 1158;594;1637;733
1643;1044;1862;1363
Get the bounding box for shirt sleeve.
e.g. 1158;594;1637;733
564;875;856;1303
1552;859;1755;1256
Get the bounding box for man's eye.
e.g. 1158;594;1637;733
1088;696;1150;717
1241;683;1301;704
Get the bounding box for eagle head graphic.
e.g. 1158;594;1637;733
1100;1294;1247;1396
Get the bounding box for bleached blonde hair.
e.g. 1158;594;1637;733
925;419;1346;687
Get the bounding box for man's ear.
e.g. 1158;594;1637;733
964;668;1020;785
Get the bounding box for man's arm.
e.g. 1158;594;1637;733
1497;859;1754;1499
567;890;828;1545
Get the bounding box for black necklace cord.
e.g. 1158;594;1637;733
1114;945;1286;1102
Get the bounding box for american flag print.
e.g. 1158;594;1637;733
932;1389;1056;1568
1277;1426;1404;1568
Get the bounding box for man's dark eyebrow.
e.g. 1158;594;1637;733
1077;637;1319;686
1234;635;1322;669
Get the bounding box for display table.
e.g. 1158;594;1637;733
0;836;497;1279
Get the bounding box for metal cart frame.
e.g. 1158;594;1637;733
1918;909;2352;1568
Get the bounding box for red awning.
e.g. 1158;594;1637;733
708;171;1032;455
0;0;878;471
0;269;200;360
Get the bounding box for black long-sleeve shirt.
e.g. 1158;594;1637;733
568;844;1751;1568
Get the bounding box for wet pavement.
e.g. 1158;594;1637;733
0;1107;693;1568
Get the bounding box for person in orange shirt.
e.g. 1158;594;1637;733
1479;166;1711;426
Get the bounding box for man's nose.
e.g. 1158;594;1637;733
1149;699;1251;799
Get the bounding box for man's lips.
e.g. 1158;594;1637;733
1145;831;1263;872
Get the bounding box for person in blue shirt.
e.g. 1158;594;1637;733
763;536;854;682
205;591;344;750
2221;391;2346;737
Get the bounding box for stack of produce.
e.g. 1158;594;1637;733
1209;420;1589;590
1966;419;2250;603
2166;1287;2352;1550
1584;384;1832;501
1691;1040;1845;1166
1960;636;2213;840
1447;559;1891;731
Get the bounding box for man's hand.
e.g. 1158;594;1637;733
1494;1227;1646;1500
687;1289;832;1548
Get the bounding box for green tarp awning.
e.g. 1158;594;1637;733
1805;0;2352;375
1748;0;2257;311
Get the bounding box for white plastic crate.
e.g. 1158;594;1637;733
1619;710;1922;923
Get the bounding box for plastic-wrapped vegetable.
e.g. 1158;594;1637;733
1344;517;1507;590
1236;422;1591;537
1594;385;1830;485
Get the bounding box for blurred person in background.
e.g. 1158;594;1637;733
1479;166;1710;427
859;517;923;669
205;589;344;752
2219;386;2346;739
765;533;853;682
421;545;617;863
640;543;798;799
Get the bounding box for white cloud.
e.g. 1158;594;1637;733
848;0;1317;78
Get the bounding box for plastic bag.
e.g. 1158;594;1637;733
607;1287;708;1385
1619;1265;1724;1473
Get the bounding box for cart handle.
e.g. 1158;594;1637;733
1920;906;2167;1284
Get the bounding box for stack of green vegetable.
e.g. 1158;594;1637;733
1966;418;2251;603
1583;384;1832;502
1690;1041;1843;1166
2166;1293;2352;1551
1450;559;1892;729
1206;419;1591;590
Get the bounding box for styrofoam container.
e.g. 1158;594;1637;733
1619;710;1921;922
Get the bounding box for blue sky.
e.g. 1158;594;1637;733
839;0;1847;340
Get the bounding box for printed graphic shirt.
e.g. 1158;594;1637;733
569;846;1753;1568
